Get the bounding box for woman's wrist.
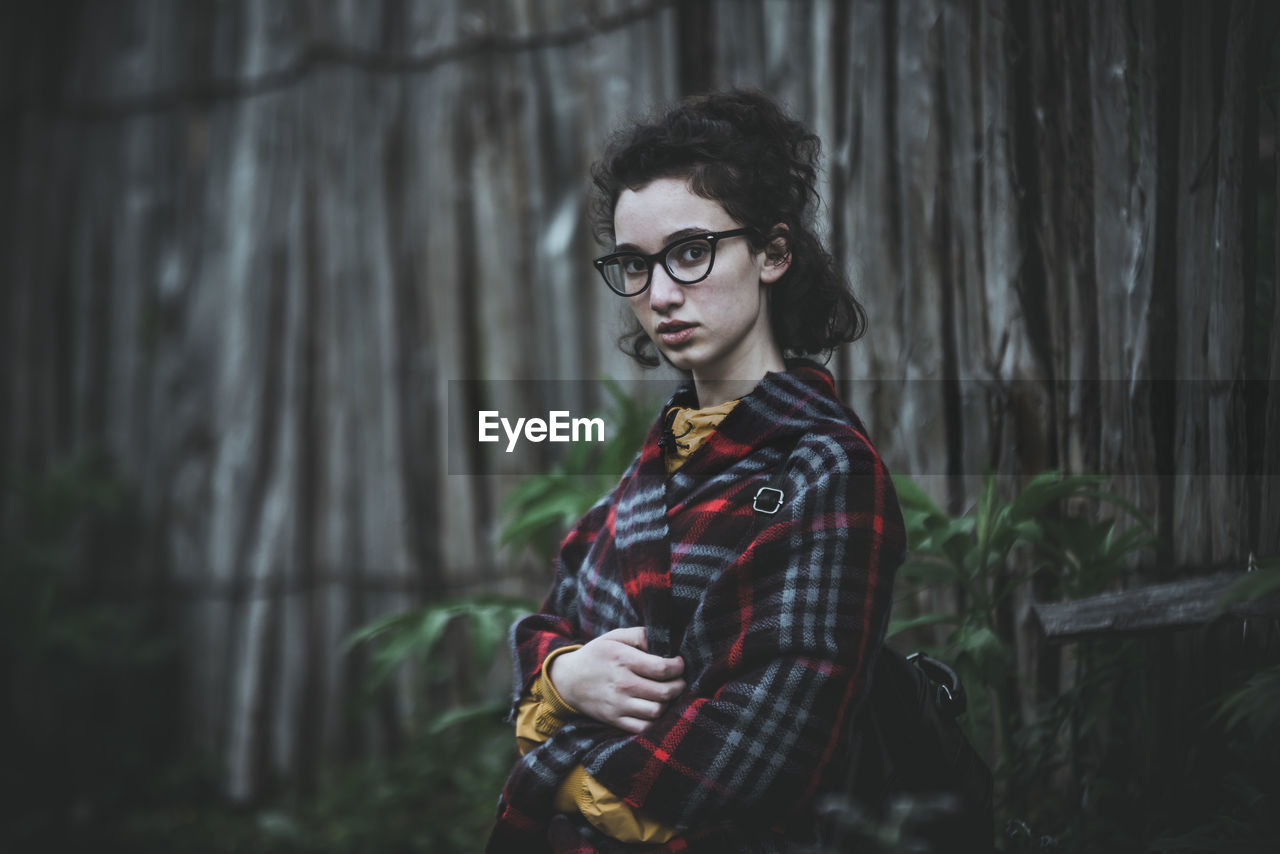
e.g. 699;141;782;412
541;645;582;718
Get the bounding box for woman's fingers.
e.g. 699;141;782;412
599;628;684;683
616;716;652;735
626;696;672;721
625;649;685;682
617;692;681;730
600;626;648;650
626;676;687;703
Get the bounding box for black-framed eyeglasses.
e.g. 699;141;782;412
593;228;753;297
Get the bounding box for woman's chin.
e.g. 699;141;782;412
650;338;695;370
659;350;698;373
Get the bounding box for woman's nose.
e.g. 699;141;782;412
647;264;684;312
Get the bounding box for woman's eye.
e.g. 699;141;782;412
676;243;709;264
621;257;648;275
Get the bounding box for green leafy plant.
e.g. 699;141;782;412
1210;555;1280;742
345;596;535;722
889;470;1158;848
0;453;129;659
333;595;536;852
500;377;655;562
892;472;1157;632
1211;554;1280;616
1215;662;1280;744
891;472;1155;700
1207;554;1280;758
0;453;176;846
1137;555;1280;852
303;378;654;852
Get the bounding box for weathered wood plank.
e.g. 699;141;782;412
1033;571;1280;642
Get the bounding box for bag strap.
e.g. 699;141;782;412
906;651;968;718
751;441;793;516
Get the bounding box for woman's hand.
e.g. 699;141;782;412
547;627;686;733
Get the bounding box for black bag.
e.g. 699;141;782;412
822;647;994;853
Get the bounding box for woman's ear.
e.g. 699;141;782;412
760;224;791;284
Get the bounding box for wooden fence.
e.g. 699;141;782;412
2;0;1275;799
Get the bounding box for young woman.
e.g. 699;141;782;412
488;89;905;853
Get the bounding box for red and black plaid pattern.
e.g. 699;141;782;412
489;362;906;854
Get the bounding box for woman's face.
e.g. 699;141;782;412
613;178;788;397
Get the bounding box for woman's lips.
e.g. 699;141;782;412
656;321;697;346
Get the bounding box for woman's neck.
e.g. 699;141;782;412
692;350;786;407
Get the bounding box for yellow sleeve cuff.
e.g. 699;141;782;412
513;694;543;756
537;645;581;726
513;644;582;753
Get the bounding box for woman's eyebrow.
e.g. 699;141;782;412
614;227;712;253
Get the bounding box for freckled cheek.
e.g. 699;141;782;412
627;297;653;329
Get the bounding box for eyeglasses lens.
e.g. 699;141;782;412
599;237;715;296
599;256;648;295
665;238;713;282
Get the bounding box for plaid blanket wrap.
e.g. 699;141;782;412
488;362;906;853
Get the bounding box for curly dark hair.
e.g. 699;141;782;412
589;88;866;367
